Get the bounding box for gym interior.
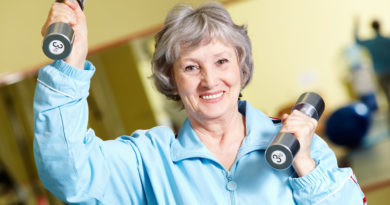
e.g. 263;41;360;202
1;0;390;204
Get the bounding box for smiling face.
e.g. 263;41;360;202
173;38;242;123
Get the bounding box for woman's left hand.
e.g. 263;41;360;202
280;110;317;177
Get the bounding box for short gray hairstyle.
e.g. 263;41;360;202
151;2;253;101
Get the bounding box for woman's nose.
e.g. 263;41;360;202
200;67;218;88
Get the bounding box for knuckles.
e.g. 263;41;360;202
280;111;318;137
50;3;75;20
43;3;78;35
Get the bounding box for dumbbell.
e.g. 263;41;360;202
42;0;85;60
265;92;325;170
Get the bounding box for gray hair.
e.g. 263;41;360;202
151;2;253;101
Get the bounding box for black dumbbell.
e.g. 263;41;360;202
42;0;85;60
265;92;325;170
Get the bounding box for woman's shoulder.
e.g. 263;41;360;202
110;126;177;164
116;126;176;146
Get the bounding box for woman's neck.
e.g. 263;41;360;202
188;110;246;170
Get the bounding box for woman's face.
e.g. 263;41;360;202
173;38;242;122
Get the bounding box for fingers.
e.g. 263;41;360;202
282;110;317;173
64;0;78;10
41;1;78;36
52;3;77;25
281;113;288;122
41;0;88;69
280;110;318;139
65;0;87;35
65;0;86;21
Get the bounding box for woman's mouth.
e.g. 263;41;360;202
200;91;224;100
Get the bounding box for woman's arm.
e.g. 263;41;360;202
288;135;367;205
33;60;106;202
35;2;145;203
34;60;146;204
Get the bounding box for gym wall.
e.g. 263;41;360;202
227;0;390;115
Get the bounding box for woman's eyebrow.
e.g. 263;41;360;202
213;50;232;58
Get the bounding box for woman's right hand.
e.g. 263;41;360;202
41;0;88;70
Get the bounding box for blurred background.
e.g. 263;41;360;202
1;0;390;204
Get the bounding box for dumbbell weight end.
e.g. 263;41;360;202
265;132;300;170
42;22;74;60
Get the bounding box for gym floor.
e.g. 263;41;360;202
327;110;390;204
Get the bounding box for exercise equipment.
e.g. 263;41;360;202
42;0;85;60
265;92;325;170
325;102;371;148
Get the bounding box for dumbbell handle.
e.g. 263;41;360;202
265;92;325;170
42;0;85;60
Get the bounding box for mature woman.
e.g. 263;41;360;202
34;1;366;204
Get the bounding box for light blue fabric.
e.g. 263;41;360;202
34;60;367;205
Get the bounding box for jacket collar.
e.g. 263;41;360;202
171;101;278;162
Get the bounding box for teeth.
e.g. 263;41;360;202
201;92;223;100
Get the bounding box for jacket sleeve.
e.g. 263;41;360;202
33;60;145;204
288;135;367;205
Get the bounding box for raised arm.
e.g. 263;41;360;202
34;1;145;203
354;18;364;45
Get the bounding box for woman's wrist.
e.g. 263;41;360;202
292;155;316;177
65;50;87;70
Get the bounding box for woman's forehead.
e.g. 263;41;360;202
178;37;234;56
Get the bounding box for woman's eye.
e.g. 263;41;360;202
184;65;196;71
217;59;228;65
